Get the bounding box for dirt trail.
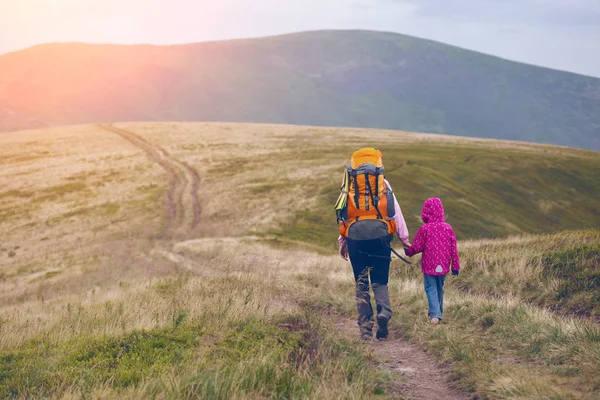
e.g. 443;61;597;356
98;124;201;237
336;319;466;400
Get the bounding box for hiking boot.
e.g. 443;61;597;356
376;316;389;340
430;318;440;325
360;332;372;341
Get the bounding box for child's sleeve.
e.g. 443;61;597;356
405;226;426;257
450;229;461;271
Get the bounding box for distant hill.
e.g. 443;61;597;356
1;30;599;150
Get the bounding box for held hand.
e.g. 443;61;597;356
402;241;411;249
339;244;349;261
452;270;459;276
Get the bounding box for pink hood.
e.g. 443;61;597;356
422;198;445;223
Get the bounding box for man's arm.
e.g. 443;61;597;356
338;235;348;261
385;179;410;246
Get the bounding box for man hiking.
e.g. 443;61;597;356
335;148;411;341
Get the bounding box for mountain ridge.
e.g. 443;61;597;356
12;29;600;79
1;30;599;150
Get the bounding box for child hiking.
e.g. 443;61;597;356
405;198;460;324
335;148;411;341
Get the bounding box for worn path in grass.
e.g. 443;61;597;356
336;319;466;400
99;124;201;237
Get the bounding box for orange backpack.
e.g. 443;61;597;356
335;148;397;240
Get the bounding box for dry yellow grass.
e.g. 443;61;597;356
1;122;599;398
1;121;597;335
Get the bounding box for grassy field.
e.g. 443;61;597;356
288;229;600;399
117;122;600;244
1;122;599;399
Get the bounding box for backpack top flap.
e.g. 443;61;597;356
350;148;383;170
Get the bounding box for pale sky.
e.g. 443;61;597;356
1;0;599;77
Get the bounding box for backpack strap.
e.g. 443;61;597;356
364;173;370;211
365;176;383;220
351;171;360;210
373;170;380;210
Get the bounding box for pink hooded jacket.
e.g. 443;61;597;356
405;198;460;276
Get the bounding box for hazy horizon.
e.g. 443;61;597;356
1;0;599;78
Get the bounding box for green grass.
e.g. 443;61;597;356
270;208;338;250
0;244;394;399
0;313;388;399
392;295;600;398
538;245;600;317
0;325;199;397
271;143;600;247
443;230;600;318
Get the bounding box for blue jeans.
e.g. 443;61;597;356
424;274;446;320
347;236;393;334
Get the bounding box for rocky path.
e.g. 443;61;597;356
336;319;467;400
